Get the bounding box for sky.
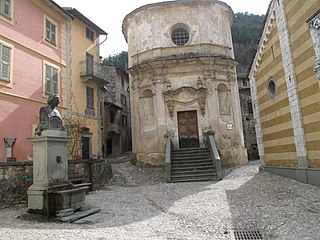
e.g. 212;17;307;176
54;0;270;58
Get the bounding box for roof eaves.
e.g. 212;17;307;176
63;7;108;36
248;0;275;79
45;0;74;19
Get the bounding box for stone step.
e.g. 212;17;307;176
73;212;111;224
171;160;213;167
172;155;212;161
171;171;215;178
172;148;210;154
172;165;215;171
171;169;214;177
171;177;215;183
171;173;216;182
56;208;101;222
169;147;216;183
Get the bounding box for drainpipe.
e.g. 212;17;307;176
99;34;108;46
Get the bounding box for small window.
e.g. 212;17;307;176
86;52;94;74
247;100;253;114
242;79;249;87
110;111;115;123
171;25;189;46
86;86;94;109
0;0;11;18
86;27;94;41
45;64;58;95
0;43;11;82
121;94;126;106
121;75;124;87
45;18;57;45
121;115;127;126
267;77;277;99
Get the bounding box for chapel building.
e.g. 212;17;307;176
122;0;247;166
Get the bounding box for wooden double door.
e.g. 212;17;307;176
177;110;199;148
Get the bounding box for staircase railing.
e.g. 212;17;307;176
165;137;172;182
207;133;222;180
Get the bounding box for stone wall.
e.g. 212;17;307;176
68;159;113;190
0;159;112;209
0;162;33;209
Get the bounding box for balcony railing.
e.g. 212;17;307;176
80;60;108;84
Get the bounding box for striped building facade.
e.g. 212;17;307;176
249;0;320;185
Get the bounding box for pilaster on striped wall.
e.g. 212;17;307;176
307;10;320;81
275;0;308;168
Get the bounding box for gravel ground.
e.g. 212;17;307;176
0;155;320;240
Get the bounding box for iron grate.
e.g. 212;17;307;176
234;230;264;240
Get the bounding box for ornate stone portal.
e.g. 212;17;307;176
123;0;247;166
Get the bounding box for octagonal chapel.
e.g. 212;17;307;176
122;0;247;166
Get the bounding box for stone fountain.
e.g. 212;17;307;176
27;94;93;219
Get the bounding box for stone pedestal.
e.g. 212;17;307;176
27;130;71;215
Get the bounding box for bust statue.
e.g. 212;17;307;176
35;94;64;136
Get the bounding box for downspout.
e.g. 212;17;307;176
66;17;72;117
99;34;108;46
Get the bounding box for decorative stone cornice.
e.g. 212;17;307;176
307;10;320;29
307;9;320;80
163;85;208;117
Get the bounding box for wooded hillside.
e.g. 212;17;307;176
232;13;265;78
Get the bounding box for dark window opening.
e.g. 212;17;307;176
247;100;253;114
110;111;115;123
86;27;94;41
86;86;94;109
171;27;189;46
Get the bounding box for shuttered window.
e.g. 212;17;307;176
45;18;57;45
86;86;94;109
0;43;11;81
0;0;11;18
45;64;58;95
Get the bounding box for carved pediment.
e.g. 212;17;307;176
163;86;207;117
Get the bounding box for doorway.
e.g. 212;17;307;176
81;137;90;159
177;110;199;148
106;139;112;155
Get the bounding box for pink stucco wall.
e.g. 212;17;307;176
0;0;65;162
0;97;40;161
0;0;61;66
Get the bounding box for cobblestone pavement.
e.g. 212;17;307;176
0;154;320;240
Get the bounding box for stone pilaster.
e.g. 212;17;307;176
275;0;308;167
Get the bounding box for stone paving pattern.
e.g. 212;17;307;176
0;155;319;240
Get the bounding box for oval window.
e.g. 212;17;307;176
267;77;277;99
171;25;190;46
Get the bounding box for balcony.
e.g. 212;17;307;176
107;123;120;134
80;60;108;84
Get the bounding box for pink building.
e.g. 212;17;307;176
0;0;72;162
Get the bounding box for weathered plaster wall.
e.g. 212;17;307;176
124;0;247;166
123;0;234;67
68;16;101;157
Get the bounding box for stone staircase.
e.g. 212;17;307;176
170;147;217;182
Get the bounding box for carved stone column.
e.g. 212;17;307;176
308;10;320;80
